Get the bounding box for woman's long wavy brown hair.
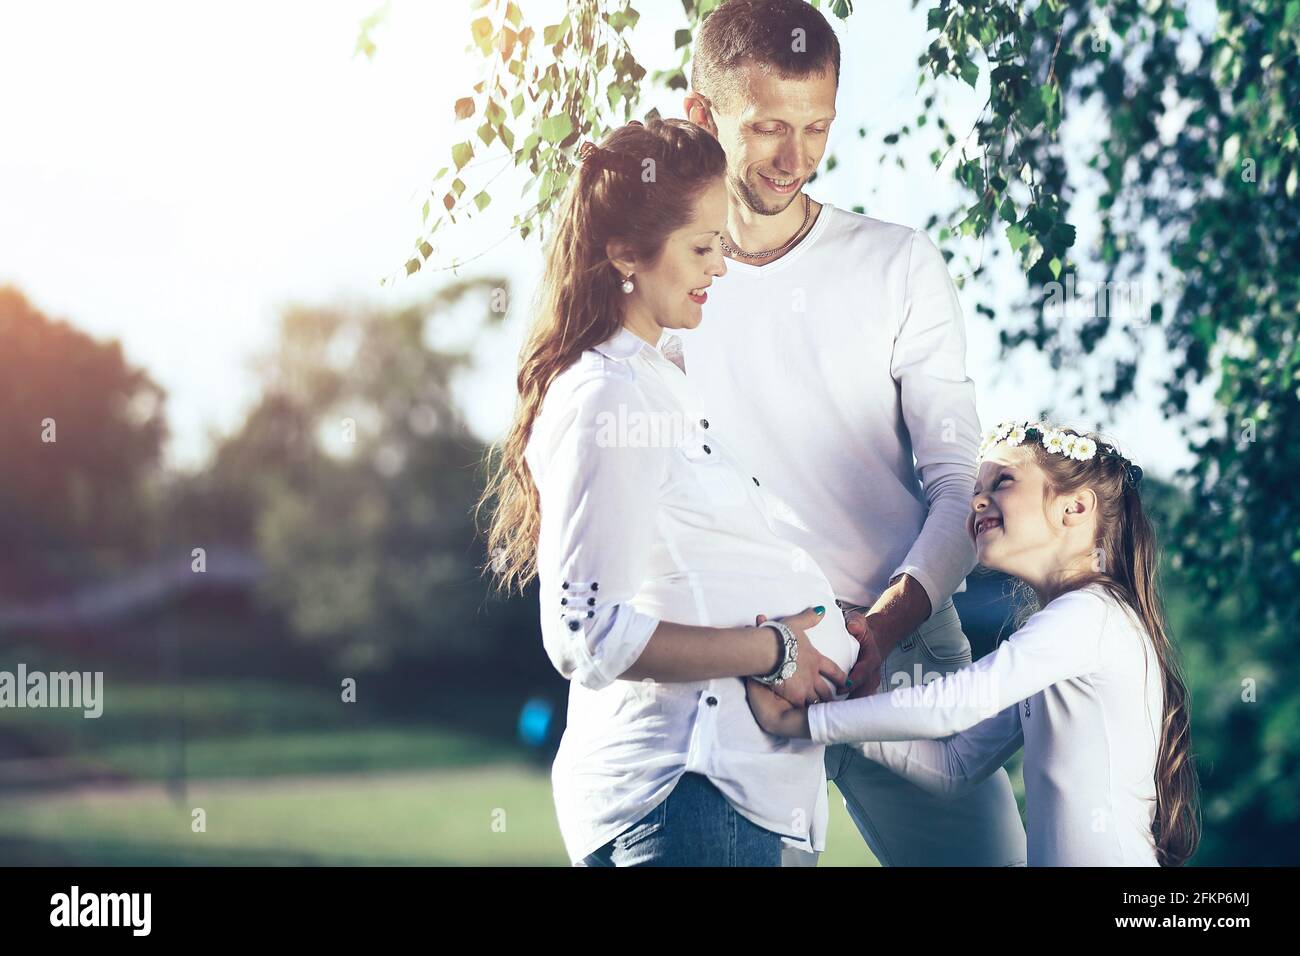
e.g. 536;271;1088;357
1005;428;1202;865
477;116;726;594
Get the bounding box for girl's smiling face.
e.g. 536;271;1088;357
970;445;1056;579
969;443;1101;597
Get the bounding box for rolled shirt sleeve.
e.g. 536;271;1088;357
531;372;668;691
888;228;982;610
808;588;1109;745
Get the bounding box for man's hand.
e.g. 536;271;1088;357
842;575;932;699
843;610;883;698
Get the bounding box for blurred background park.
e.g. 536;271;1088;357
0;0;1296;865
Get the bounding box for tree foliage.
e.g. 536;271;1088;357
186;280;509;672
0;286;168;596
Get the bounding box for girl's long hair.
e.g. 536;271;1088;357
477;116;726;594
1010;429;1201;866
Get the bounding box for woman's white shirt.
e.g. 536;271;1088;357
808;583;1164;866
525;324;859;864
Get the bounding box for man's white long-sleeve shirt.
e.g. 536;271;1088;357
678;203;980;610
524;325;860;864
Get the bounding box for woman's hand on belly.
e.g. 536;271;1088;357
755;609;849;707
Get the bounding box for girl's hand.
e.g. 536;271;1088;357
745;678;813;739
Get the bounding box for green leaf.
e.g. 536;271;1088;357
474;191;491;212
543;16;570;45
452;141;473;171
517;131;540;167
1048;256;1062;279
1050;222;1076;248
1006;223;1029;253
511;93;525;118
539;113;573;143
457;141;478;171
478;122;496;146
539;168;559;203
505;1;522;28
674;28;692;49
470;17;494;56
926;6;947;31
959;59;979;89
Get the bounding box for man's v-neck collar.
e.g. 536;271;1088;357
722;200;836;277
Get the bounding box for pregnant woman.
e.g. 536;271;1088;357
479;116;863;866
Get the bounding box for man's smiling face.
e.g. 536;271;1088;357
708;62;838;216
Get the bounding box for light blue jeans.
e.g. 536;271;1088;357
784;597;1028;866
577;772;784;867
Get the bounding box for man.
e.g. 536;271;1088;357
677;0;1027;866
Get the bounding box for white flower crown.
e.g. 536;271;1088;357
978;421;1096;463
978;421;1145;487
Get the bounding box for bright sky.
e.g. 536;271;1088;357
0;0;1200;478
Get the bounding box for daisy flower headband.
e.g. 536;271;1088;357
978;421;1144;488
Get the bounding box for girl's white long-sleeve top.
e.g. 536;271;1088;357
525;324;860;865
808;584;1165;866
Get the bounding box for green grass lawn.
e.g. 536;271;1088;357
0;762;891;866
0;677;1024;866
0;678;521;780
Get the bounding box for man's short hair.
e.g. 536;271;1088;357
691;0;841;113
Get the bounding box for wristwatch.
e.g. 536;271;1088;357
754;620;798;686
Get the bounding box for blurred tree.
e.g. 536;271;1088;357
184;279;512;674
0;286;167;597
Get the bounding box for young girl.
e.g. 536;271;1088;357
746;421;1202;866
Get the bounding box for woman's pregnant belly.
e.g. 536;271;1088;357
635;567;860;678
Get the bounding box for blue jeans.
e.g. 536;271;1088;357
577;772;785;867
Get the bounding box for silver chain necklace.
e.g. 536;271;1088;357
720;193;811;260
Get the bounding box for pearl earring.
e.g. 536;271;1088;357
621;274;635;294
